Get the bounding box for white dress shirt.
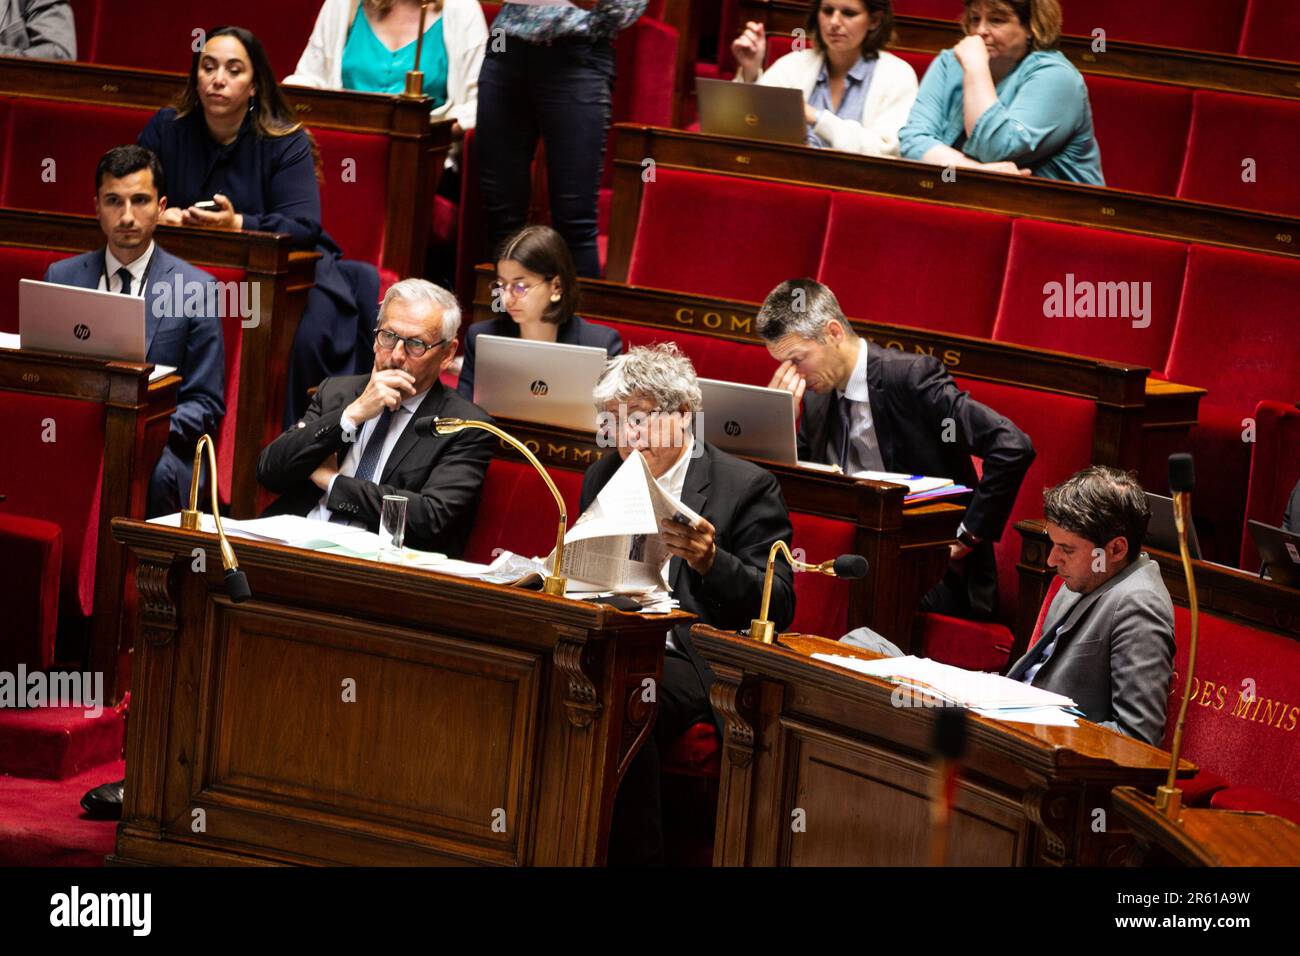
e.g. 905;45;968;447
97;241;154;296
829;338;886;475
306;387;431;524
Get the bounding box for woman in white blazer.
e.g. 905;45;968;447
733;0;917;157
286;0;487;137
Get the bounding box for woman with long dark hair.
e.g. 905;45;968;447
140;25;378;426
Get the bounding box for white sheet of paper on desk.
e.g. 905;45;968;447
810;653;1076;710
148;364;177;382
972;706;1078;728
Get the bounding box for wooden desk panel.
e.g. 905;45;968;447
694;627;1193;866
110;518;690;866
0;349;177;701
1113;785;1300;866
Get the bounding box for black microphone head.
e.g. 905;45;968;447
412;416;437;438
224;568;251;604
933;707;968;760
832;554;869;579
1168;453;1195;493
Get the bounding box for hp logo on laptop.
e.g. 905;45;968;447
724;420;742;436
530;380;549;396
73;324;91;340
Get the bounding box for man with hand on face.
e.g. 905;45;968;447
256;278;494;556
44;144;225;518
1006;467;1174;746
581;343;795;865
758;278;1034;621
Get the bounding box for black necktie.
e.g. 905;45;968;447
352;407;395;484
837;392;853;473
116;267;134;296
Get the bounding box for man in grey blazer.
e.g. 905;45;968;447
0;0;75;58
1007;466;1175;747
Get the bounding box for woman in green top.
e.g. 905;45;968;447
899;0;1104;185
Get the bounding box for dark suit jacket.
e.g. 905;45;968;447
44;245;226;451
1286;477;1300;534
256;376;495;556
799;347;1035;616
1006;555;1175;746
456;315;622;400
579;440;795;693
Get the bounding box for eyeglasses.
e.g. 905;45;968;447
374;327;446;357
491;278;553;300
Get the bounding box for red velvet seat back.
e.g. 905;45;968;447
0;391;106;617
464;458;587;565
788;511;855;638
203;264;246;505
313;127;390;268
1241;401;1300;569
627;169;832;302
1177;92;1300;217
1084;75;1193;196
0;247;65;333
1238;0;1300;62
954;378;1096;626
0;514;62;671
482;3;502;29
2;100;150;215
605;321;773;388
893;49;936;81
764;33;795;67
88;0;322;77
67;0;100;60
818;192;1010;337
1165;607;1300;799
892;0;958;19
614;17;678;128
1059;0;1246;53
991;220;1187;370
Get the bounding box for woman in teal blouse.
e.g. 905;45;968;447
341;4;448;104
899;0;1103;185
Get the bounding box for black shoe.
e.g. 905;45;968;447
80;779;124;820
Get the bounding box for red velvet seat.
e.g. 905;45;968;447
314;128;392;274
1;100;149;215
764;33;796;67
463;458;586;565
626;169;832;302
915;381;1096;670
1164;606;1300;817
819;192;1011;337
1177;91;1300;217
1083;75;1194;196
991;220;1187;370
1237;0;1300;63
0;513;62;671
1163;246;1300;562
788;511;856;638
86;0;322;77
1059;0;1247;54
66;0;99;60
893;49;936;82
892;0;959;19
0;247;64;333
204;264;247;506
1211;787;1300;826
605;321;773;388
0;392;106;620
1241;401;1300;570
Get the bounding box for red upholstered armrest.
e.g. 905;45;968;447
914;612;1014;673
1211;787;1300;827
0;513;62;671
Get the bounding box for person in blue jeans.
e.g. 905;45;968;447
476;1;647;279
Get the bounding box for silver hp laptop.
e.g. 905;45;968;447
698;378;797;464
19;279;146;362
1248;519;1300;589
696;77;807;145
473;334;608;431
1145;492;1202;560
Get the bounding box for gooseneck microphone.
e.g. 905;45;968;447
748;541;869;643
179;434;250;603
1157;453;1198;819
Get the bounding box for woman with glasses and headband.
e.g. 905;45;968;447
456;224;621;400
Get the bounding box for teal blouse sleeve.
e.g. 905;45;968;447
898;49;959;161
964;55;1087;166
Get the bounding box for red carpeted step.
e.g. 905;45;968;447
0;758;125;866
0;703;125;780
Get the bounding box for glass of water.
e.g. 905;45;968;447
379;494;408;562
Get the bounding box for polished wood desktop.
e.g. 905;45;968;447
0;348;177;702
1112;785;1300;866
108;518;691;866
693;627;1193;866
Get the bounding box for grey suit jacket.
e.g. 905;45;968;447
1006;555;1175;747
0;0;75;58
